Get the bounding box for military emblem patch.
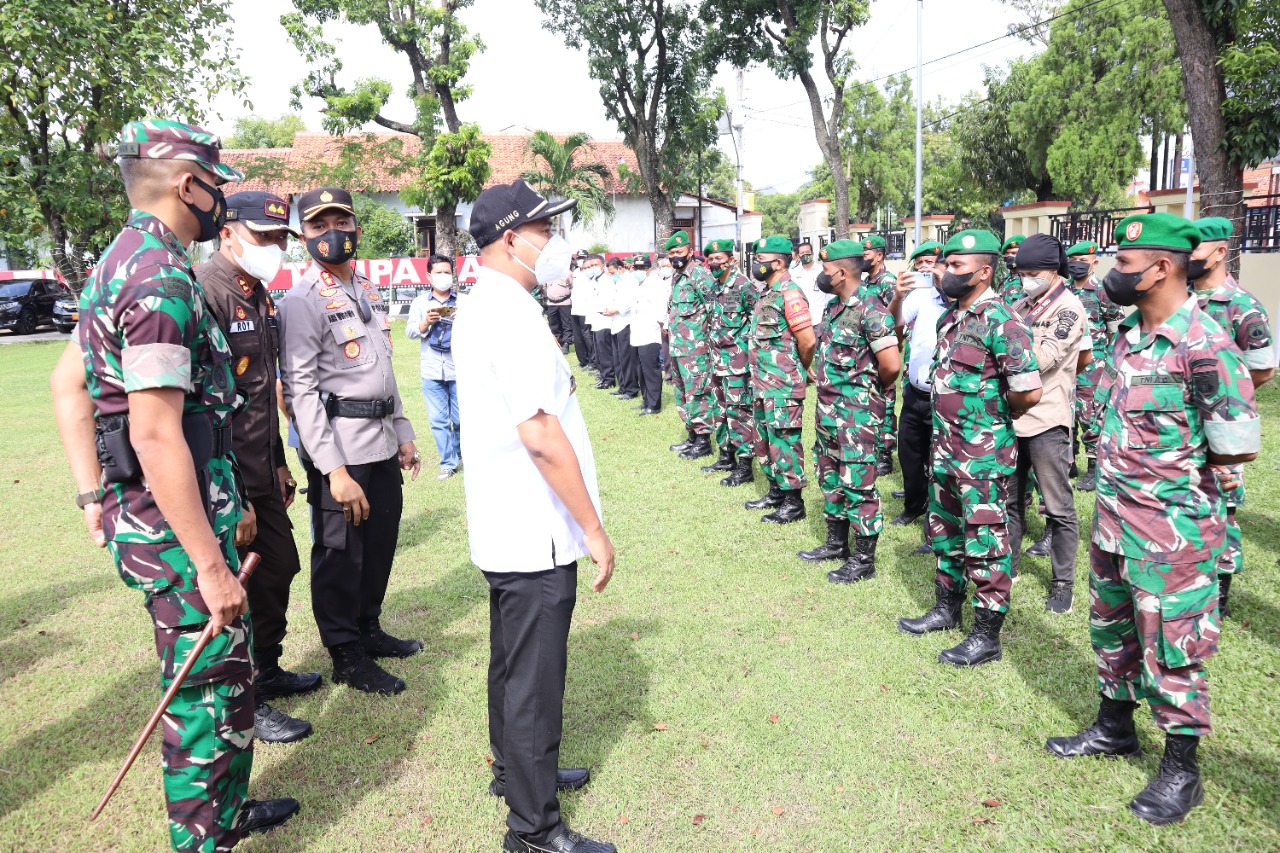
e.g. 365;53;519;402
326;298;347;310
235;305;247;320
1126;221;1143;241
318;240;330;256
320;191;333;203
235;355;250;376
344;341;361;359
864;240;872;249
265;200;288;221
962;235;976;249
320;286;338;297
343;238;353;252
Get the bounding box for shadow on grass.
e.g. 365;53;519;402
0;574;118;681
394;506;461;551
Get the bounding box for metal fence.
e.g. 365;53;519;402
1243;194;1280;253
1047;205;1154;251
874;229;907;258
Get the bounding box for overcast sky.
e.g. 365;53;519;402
204;0;1039;195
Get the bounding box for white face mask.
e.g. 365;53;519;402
1021;275;1053;299
582;266;603;280
431;272;454;292
233;233;285;283
513;232;572;285
659;267;673;280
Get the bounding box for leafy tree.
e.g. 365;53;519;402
677;147;751;205
351;192;414;258
0;0;245;290
755;189;805;239
521;131;615;231
225;115;307;149
400;124;492;246
841;74;916;222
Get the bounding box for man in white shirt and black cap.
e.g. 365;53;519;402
454;179;618;853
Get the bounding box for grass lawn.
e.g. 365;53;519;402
1;327;1279;851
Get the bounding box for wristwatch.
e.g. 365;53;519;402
75;488;105;508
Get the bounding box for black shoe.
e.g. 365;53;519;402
1128;735;1204;825
617;392;639;400
762;490;806;524
592;381;615;391
638;407;660;416
360;620;423;658
255;663;323;701
609;389;625;396
669;428;696;452
899;581;964;635
914;540;932;555
798;518;850;562
1218;573;1233;620
1076;459;1097;491
330;642;405;695
503;826;616;853
678;434;713;460
828;535;878;584
876;451;894;476
488;767;590;798
939;607;1005;667
1046;695;1142;759
721;456;754;487
1026;528;1053;558
745;485;784;510
237;797;300;836
891;489;906;499
1069;460;1079;479
254;700;313;744
891;510;923;527
1046;580;1074;614
701;447;735;472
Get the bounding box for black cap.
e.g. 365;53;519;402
1015;233;1068;277
223;191;299;237
297;187;355;221
633;255;652;270
468;179;577;249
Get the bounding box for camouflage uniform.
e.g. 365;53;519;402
669;264;720;434
1001;275;1028;310
1073;275;1125;460
862;268;899;459
1090;295;1259;735
81;210;253;851
813;291;898;533
709;270;761;457
748;273;813;490
930;291;1041;612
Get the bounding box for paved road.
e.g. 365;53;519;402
0;329;72;345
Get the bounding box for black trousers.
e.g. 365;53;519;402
898;383;933;516
238;488;303;664
613;326;639;394
571;314;593;367
593;328;616;385
486;563;578;843
303;454;402;648
661;331;672;377
636;342;662;411
546;304;572;346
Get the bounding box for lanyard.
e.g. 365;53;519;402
1023;281;1069;325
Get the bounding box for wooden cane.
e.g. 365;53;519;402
89;552;261;821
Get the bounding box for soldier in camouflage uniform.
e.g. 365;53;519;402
745;235;817;524
56;120;298;851
999;234;1028;308
859;234;899;476
664;230;720;460
1066;240;1126;491
1187;217;1275;618
898;230;1043;668
796;240;901;583
702;238;761;485
1047;212;1260;826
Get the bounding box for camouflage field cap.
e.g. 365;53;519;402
754;235;793;255
943;229;1002;256
117;119;244;182
1114;212;1201;252
819;239;863;261
908;240;943;262
1065;240;1099;257
1195;216;1234;243
704;238;735;255
665;230;691;251
1000;234;1026;253
861;234;886;251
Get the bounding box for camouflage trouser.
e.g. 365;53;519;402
712;371;756;456
111;538;255;852
815;436;882;536
672;352;718;433
753;396;806;490
1090;546;1219;736
1219;471;1245;576
1075;365;1101;458
877;384;897;456
928;474;1012;612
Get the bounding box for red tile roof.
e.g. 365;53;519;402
222;132;640;196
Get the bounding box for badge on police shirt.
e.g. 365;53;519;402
326;298;348;311
235;305;247;320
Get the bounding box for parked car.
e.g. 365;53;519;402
0;278;63;334
53;294;79;333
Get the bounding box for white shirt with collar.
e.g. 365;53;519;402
899;283;948;393
629;272;670;347
792;261;830;319
452;266;602;573
610;272;641;333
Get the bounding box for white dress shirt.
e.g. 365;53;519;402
792;262;830;319
610;273;639;333
629;272;670;347
899;285;948;392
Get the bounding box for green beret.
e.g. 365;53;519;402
943;229;1002;256
754;235;793;255
1114;212;1201;252
1195;216;1233;243
1000;234;1026;253
1065;240;1099;257
819;239;864;261
861;235;886;251
908;241;943;262
704;238;735;255
664;230;690;251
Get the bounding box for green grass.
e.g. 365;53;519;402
1;328;1279;851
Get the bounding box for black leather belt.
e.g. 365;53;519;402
325;395;395;419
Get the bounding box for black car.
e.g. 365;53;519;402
52;293;80;333
0;278;64;334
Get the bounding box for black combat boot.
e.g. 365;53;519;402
678;433;713;460
827;534;878;584
1075;458;1097;491
701;445;736;472
360;618;423;658
720;455;754;487
669;427;696;452
254;698;313;744
876;450;894;476
1070;434;1080;478
1026;527;1053;558
744;484;784;510
255;645;323;701
762;490;806;524
1128;735;1205;825
939;607;1005;666
330;641;405;695
798;518;850;562
1218;573;1233;619
898;581;964;634
237;798;301;836
1045;694;1142;759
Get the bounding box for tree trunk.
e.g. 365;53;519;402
46;215;89;292
1172;131;1184;189
1161;0;1244;275
436;199;458;258
1149;129;1160;193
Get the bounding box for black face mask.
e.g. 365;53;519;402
306;228;358;265
815;271;836;294
186;174;225;243
860;257;875;273
1067;261;1092;281
752;261;774;282
939;269;979;300
1004;255;1017;272
1187;257;1213;282
1102;262;1157;306
670;255;689;271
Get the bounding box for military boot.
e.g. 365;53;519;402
238;798;301;837
255;645;323;701
360;618;423;658
254;698;313;744
330;641;405;695
1075;458;1097;491
939;607;1005;667
744;484;784;510
720;455;754;487
1128;735;1205;825
798;518;850;562
898;581;964;634
1026;527;1053;558
1218;573;1233;619
669;427;696;452
701;445;735;472
876;450;894;476
761;490;806;524
1045;694;1142;759
678;433;713;460
828;534;878;584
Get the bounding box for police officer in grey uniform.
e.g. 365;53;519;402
278;187;423;696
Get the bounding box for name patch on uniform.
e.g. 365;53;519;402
229;320;256;334
1132;374;1181;386
326;309;356;324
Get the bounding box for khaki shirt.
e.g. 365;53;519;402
1012;283;1086;437
279;262;415;474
